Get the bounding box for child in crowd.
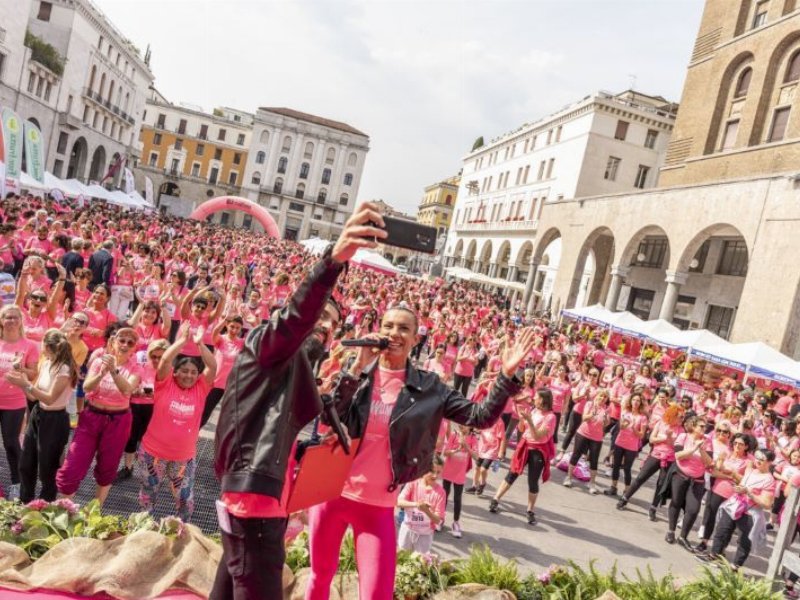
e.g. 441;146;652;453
396;457;446;554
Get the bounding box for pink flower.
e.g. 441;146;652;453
26;499;48;511
53;498;79;514
10;521;24;535
537;572;550;584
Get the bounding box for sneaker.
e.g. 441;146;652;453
648;507;657;522
695;552;722;565
465;486;479;494
695;541;708;553
677;537;694;553
603;488;618;497
488;499;499;513
527;511;537;525
767;523;775;531
476;485;485;496
7;483;20;501
451;521;462;538
665;531;676;544
115;466;133;482
563;479;573;488
589;486;600;495
436;522;443;532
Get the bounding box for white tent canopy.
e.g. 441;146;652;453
630;319;682;343
605;312;647;338
299;237;331;256
126;189;151;208
561;304;618;326
691;340;800;386
650;329;729;351
351;249;400;276
84;184;112;200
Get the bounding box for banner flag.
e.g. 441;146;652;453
23;120;45;183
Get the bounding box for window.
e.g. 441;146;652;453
752;1;768;28
178;119;187;134
546;129;553;144
282;136;292;153
705;305;735;339
689;240;710;273
523;165;530;184
0;54;6;80
294;184;305;200
196;143;204;156
233;153;241;165
604;156;621;181
199;124;208;140
209;167;219;184
721;120;740;150
634;165;650;189
228;172;237;185
44;82;51;102
27;72;35;93
326;148;335;165
317;188;327;203
214;148;223;160
537;161;546;180
631;237;668;268
277;156;287;174
785;51;800;83
259;130;269;144
174;139;183;151
614;120;629;141
157;114;166;129
348;152;357;166
644;129;658;149
191;163;200;177
37;1;52;21
273;178;283;194
289;201;304;212
170;158;180;175
304;141;314;159
149;153;158;167
716;239;748;276
555;126;562;142
339;193;349;206
83;105;89;123
92;112;99;129
255;151;265;164
218;128;226;141
626;288;655;320
321;168;331;184
98;36;103;50
734;68;752;98
445;194;452;205
672;295;696;330
220;212;230;226
242;214;252;230
768;107;791;142
546;158;555;179
57;132;68;154
299;162;309;179
344;173;353;186
237;133;245;145
36;77;44;97
53;159;63;177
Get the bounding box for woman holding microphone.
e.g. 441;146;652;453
304;313;537;600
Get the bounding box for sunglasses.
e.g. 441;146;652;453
150;354;164;361
116;338;137;346
30;296;47;302
72;318;88;326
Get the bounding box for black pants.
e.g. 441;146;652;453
0;407;25;484
552;412;561;445
701;491;727;541
505;449;545;494
19;405;70;502
453;374;472;397
611;446;639;486
668;471;705;538
712;512;754;567
412;335;427;360
561;410;581;452
570;433;602;470
124;403;154;454
201;388;226;428
604;418;620;449
624;455;670;507
502;414;519;441
442;480;464;521
210;514;287;600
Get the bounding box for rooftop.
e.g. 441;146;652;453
259;107;368;137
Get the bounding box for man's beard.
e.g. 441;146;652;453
303;333;326;364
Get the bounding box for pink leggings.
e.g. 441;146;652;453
305;496;396;600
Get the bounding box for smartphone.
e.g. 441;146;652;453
375;216;437;254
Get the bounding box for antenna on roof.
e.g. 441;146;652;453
627;74;637;92
144;44;151;66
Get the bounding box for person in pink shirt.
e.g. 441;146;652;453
200;316;244;427
453;335;479;396
558;366;599;461
666;415;713;549
129;300;171;353
82;285;118;353
396;457;446;553
604;393;648;497
441;332;460;382
136;322;216;520
440;425;477;538
467;417;505;496
422;345;447;380
547;364;572;444
499;367;534;461
564;388;610;494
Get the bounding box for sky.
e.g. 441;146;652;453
93;0;705;214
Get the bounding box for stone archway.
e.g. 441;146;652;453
569;226;615;311
614;225;670;319
66;137;88;180
88;146;106;182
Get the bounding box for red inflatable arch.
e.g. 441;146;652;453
190;196;281;238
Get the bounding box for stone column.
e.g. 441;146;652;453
604;266;629;311
488;262;498;278
522;261;539;309
507;266;518;282
658;271;688;321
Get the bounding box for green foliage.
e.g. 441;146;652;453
285;532;310;572
471;136;485;151
449;545;521;595
0;498;187;560
394;551;436;599
338;530;357;573
24;30;65;76
681;565;782;600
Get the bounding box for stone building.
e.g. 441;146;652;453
445;0;800;358
0;0;154;184
415;174;460;274
240;107;369;241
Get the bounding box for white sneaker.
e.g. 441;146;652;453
451;521;462;538
603;467;613;477
589;486;600;495
563;479;573;488
8;483;20;501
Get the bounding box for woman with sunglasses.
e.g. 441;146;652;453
15;264;64;344
200;316;244;428
698;449;776;569
422;345;448;381
0;305;40;500
83;284;117;354
179;286;226;366
8;329;77;503
116;339;169;482
56;327;140;505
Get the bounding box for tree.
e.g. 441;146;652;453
471;136;484;151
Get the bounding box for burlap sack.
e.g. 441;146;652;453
0;524;221;599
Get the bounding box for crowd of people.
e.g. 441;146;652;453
0;192;799;598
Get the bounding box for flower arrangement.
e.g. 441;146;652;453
0;498;187;560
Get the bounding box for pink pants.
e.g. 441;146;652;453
305;496;396;600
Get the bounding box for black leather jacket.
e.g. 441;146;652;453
337;360;520;491
214;253;344;498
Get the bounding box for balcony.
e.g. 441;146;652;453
455;219;539;234
82;87;133;124
58;112;81;130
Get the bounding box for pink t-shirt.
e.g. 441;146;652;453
441;431;476;485
84;308;116;351
615;412;647;452
650;421;683;463
741;469;776;508
522;409;556;444
712;454;750;499
578;404;608;441
84;357;138;410
23;311;51;343
0;338;39;410
399;479;446;533
549;378;571;414
609;380;631;421
342;367;406;507
213;336;244;389
477;419;505;459
454;348;477;378
675;432;709;479
142;374;211;461
180;315;210;357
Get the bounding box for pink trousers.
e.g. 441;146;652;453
305;496;397;600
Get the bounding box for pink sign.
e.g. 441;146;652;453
190;196;281;238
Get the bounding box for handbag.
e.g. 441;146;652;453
287;438;361;513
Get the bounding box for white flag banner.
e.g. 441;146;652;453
123;168;135;194
144;176;153;205
0;160;5;200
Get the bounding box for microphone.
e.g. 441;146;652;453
341;337;390;349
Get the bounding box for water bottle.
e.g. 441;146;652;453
491;459;500;473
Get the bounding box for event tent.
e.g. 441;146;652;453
605;311;646;338
85;184;113;201
351;249;400;276
629;318;682;343
107;189;145;209
690;340;800;387
299;237;331;256
648;328;729;351
561;304;618;326
127;189;152;208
